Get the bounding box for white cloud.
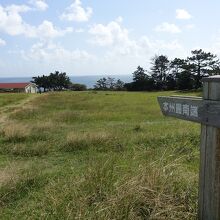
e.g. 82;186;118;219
97;36;187;76
0;38;6;46
60;0;92;22
89;19;185;55
28;0;48;11
87;36;186;76
89;18;131;46
185;24;195;30
75;28;85;33
176;9;192;20
36;20;73;39
160;40;183;51
22;41;94;62
155;22;181;34
89;19;186;68
5;4;31;13
116;16;123;23
10;41;95;76
0;4;72;39
0;4;32;36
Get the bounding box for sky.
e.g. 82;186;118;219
0;0;220;77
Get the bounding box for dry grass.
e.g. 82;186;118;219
64;131;123;151
0;163;19;188
1;121;31;142
35;121;55;131
0;164;47;208
55;111;82;123
2;142;49;157
109;163;197;219
34;155;197;220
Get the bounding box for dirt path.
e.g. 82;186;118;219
0;94;46;125
0;94;48;183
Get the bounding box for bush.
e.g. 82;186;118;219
69;83;87;91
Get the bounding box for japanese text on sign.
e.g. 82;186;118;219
162;102;198;117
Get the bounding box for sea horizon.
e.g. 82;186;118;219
0;74;132;89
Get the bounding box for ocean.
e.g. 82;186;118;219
0;75;132;89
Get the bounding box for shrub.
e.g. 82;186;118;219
69;83;87;91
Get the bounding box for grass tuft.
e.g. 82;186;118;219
133;124;142;132
0;142;49;157
0;166;47;207
29;154;197;219
63;131;123;152
1;121;31;142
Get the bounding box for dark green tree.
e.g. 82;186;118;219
114;79;125;91
32;71;70;91
176;69;194;90
94;77;108;90
125;66;155;91
106;77;115;90
131;66;153;91
169;58;187;90
69;83;87;91
150;55;170;89
170;58;186;77
170;58;194;90
188;49;220;88
94;77;125;91
165;74;176;90
133;66;147;82
48;71;70;90
32;75;50;92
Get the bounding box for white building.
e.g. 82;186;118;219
0;82;38;93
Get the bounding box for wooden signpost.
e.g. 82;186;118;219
158;76;220;220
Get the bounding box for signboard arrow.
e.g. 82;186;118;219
158;76;220;220
158;95;220;128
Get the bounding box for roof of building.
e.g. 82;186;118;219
0;82;33;89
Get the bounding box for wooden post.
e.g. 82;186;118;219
199;76;220;220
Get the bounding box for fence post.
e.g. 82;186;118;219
199;76;220;219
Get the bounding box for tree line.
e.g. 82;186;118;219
32;71;87;91
94;49;220;91
94;77;125;91
32;49;220;92
32;72;124;92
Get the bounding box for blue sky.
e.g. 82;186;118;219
0;0;220;77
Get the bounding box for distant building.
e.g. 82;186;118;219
0;83;38;93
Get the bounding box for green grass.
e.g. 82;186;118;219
0;93;30;108
0;91;201;219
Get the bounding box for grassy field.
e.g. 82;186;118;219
0;91;201;219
